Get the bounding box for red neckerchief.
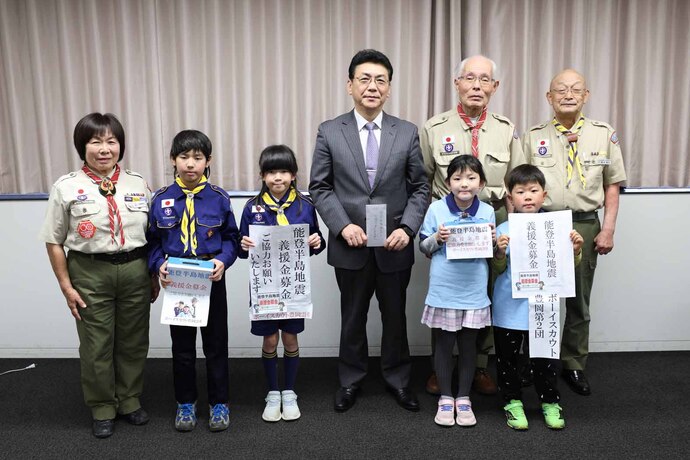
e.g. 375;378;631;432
457;104;488;158
82;164;125;246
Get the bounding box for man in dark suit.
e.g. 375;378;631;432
309;49;429;412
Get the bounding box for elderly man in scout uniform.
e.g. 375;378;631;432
523;69;626;395
420;55;526;395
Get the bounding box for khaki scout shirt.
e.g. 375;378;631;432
421;109;526;202
523;117;627;212
40;167;151;253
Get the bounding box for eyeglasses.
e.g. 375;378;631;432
456;74;495;87
354;75;390;88
550;86;587;97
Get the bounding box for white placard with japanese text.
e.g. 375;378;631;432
445;223;493;259
528;293;561;359
366;204;387;247
248;224;313;321
508;210;575;298
161;257;213;327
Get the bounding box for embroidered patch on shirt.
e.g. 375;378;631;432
77;220;96;239
535;139;550;157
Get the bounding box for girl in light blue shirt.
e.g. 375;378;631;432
419;155;495;427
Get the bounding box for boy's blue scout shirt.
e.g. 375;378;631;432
238;190;325;259
147;181;239;274
419;194;495;310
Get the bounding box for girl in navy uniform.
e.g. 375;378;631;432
148;130;239;432
239;145;324;422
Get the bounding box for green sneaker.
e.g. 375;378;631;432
542;402;565;430
503;399;528;430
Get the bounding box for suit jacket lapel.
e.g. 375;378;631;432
373;112;397;190
341;110;370;188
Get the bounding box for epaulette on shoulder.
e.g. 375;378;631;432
490;113;514;126
300;190;316;206
54;171;78;185
425;112;451;129
209;184;230;198
529;122;549;131
152;185;169;200
123;169;144;179
590;119;614;131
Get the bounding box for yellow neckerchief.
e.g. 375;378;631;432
176;175;208;255
262;188;296;226
552;115;586;188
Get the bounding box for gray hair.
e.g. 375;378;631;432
453;56;498;80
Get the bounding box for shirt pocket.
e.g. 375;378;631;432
483;151;511;184
531;156;557;168
156;217;181;229
197;217;223;229
581;152;606;189
434;150;459;166
197;217;223;241
70;202;100;218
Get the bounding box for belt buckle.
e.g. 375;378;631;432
111;254;126;265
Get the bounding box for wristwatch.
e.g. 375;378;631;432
399;225;415;238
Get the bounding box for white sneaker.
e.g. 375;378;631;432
262;391;282;422
434;396;455;427
281;390;301;421
455;397;477;427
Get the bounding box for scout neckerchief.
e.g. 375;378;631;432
552;115;586;188
262;188;296;226
457;104;488;158
82;164;125;246
176;175;208;255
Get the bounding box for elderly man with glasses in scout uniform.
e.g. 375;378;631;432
522;69;626;395
420;55;526;396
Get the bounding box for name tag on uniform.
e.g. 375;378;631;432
582;151;611;166
125;194;148;211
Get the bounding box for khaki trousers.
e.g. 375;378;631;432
68;252;150;420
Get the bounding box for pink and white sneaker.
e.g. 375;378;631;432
434;396;455;426
455;397;477;427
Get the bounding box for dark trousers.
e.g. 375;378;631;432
494;326;560;404
562;219;600;370
335;252;412;389
170;273;229;405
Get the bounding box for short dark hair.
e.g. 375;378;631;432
259;144;299;176
445;154;486;183
506;164;546;192
170;130;212;160
348;49;393;81
73;113;125;162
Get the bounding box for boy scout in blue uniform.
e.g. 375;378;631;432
148;130;239;431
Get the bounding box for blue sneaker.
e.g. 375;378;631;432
209;403;230;431
175;402;197;432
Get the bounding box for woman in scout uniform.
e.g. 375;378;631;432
40;113;156;438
